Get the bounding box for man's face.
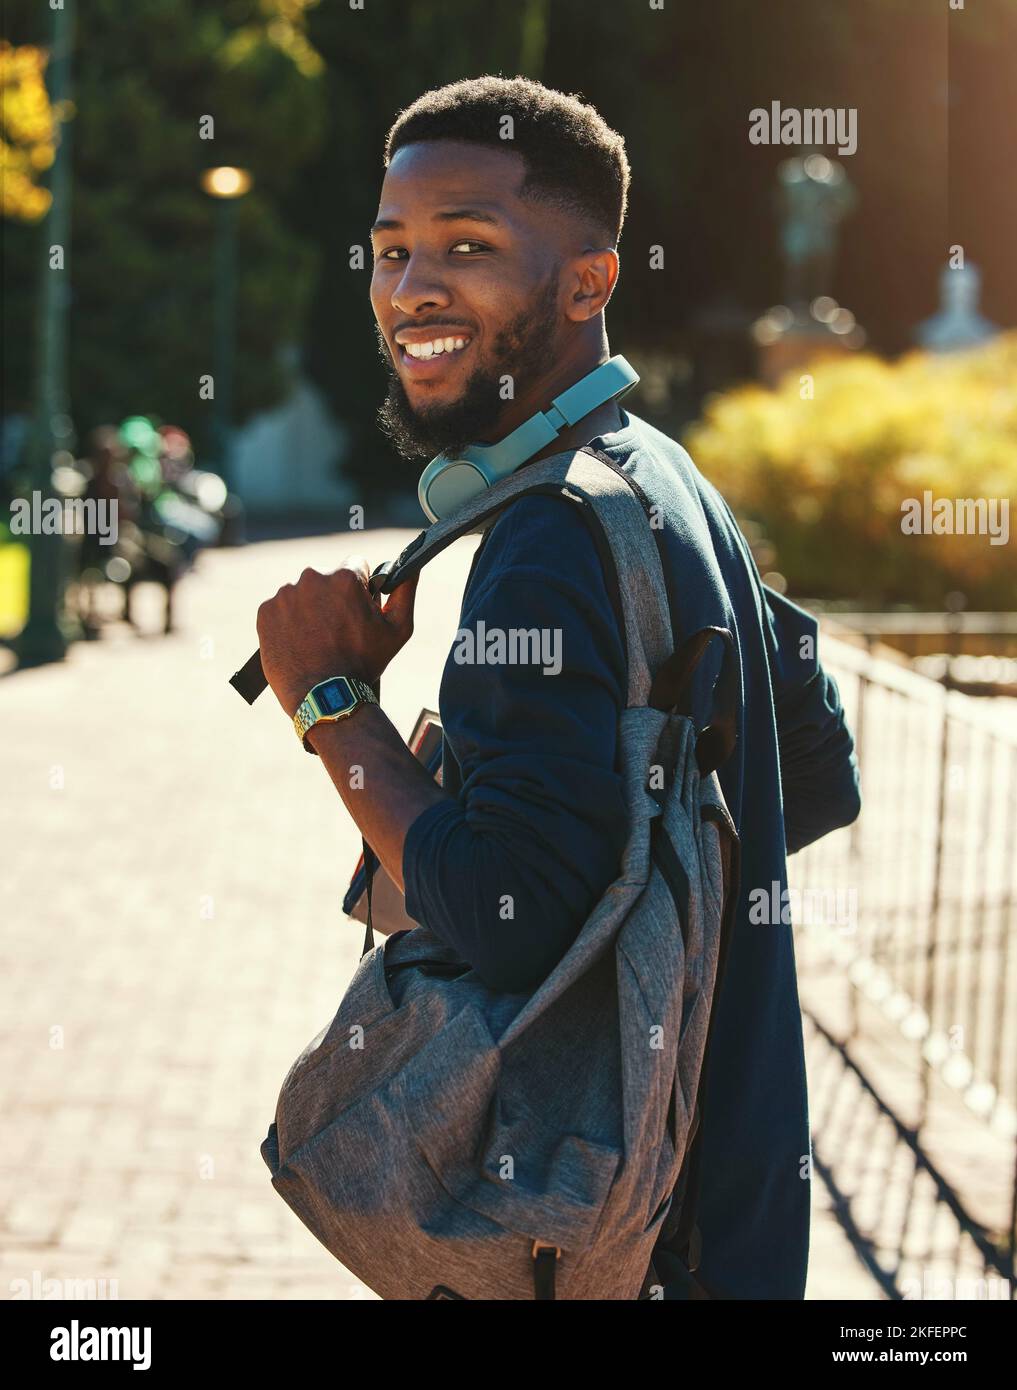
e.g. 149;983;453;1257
370;140;574;459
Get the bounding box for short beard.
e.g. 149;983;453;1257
375;273;561;460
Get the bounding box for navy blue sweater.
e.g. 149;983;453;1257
402;409;861;1298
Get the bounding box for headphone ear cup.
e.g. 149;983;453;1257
418;456;489;522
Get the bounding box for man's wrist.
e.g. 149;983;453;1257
304;693;381;753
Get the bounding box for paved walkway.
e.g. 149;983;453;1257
1;530;879;1300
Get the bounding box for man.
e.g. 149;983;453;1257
256;75;861;1299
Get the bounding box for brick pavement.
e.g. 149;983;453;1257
0;529;880;1300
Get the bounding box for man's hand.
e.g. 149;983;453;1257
256;554;443;897
256;555;419;716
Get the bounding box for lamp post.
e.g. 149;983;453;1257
15;0;76;668
200;166;252;492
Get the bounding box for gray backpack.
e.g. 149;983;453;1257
261;447;739;1300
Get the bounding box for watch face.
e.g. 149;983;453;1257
316;678;355;715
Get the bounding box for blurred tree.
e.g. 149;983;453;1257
3;0;1012;509
2;0;327;455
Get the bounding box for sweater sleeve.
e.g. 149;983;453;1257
762;585;862;854
402;495;628;993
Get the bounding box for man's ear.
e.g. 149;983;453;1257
565;247;619;322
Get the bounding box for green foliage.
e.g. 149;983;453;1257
4;0;1012;515
2;0;326;449
684;335;1017;609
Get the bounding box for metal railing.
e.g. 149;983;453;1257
790;633;1017;1299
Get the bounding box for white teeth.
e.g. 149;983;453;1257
403;336;470;358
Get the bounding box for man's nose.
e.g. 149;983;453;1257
390;252;453;316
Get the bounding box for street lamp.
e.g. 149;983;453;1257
200;166;252;491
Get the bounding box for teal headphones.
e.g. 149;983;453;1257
417;354;639;523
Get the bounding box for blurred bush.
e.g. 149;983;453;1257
684;333;1017;609
0;41;57;222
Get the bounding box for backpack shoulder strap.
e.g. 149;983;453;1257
360;446;675;957
372;446;673;709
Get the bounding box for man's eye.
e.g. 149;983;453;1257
374;240;488;261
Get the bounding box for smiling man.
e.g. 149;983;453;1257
369;132;621;463
256;75;861;1300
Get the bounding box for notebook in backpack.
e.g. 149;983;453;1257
342;709;443;942
260;445;740;1300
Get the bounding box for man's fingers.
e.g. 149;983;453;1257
327;554;417;640
381;572;419;637
338;554;371;585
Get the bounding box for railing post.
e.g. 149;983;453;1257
922;686;952;1127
